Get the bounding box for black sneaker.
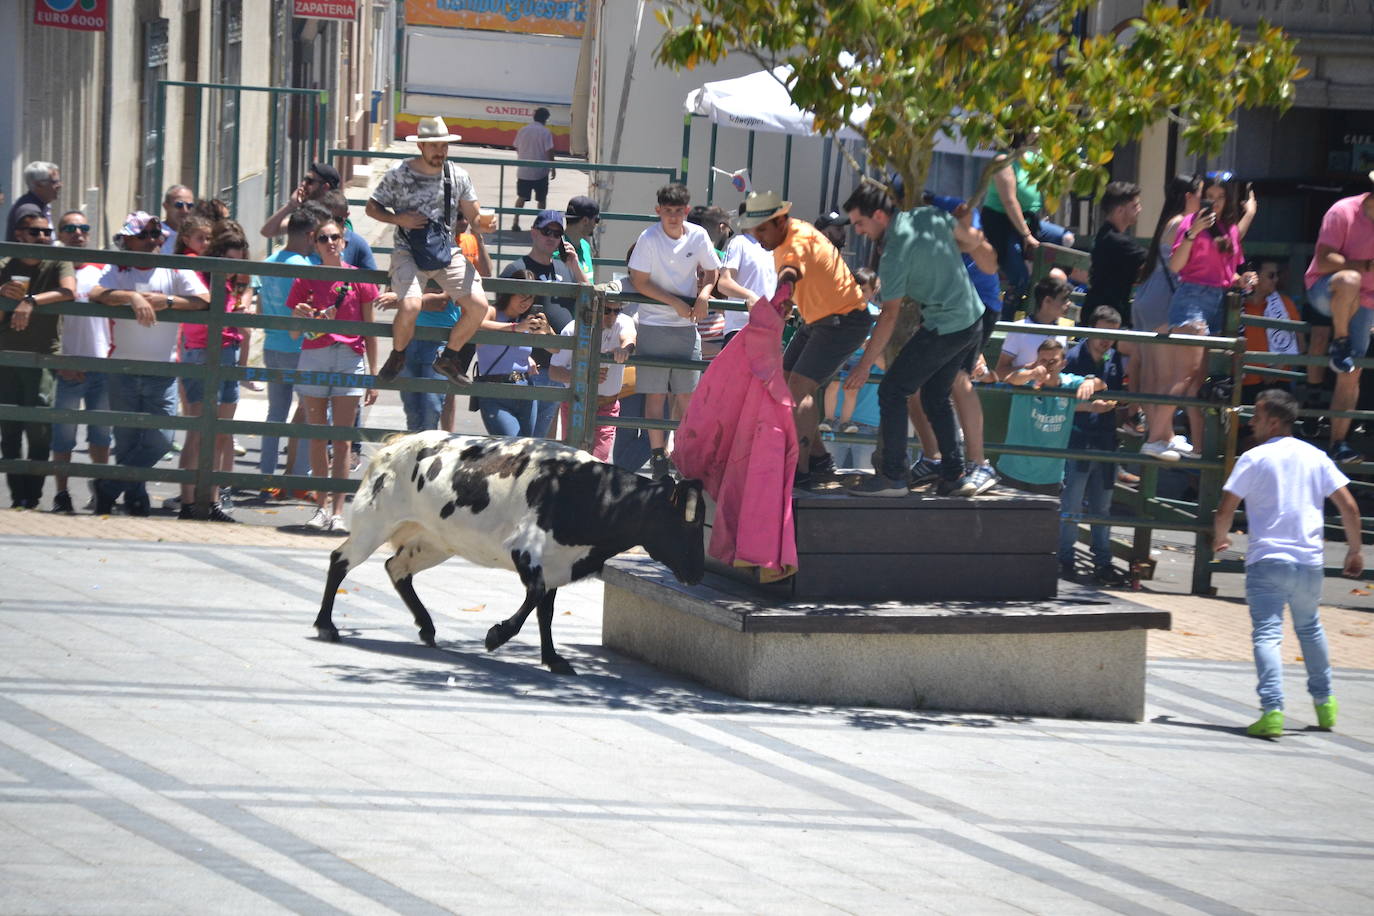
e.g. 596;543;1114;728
908;456;942;487
1328;336;1356;374
178;504;195;520
125;493;151;517
808;451;838;475
1059;560;1077;582
935;475;977;497
431;348;473;387
845;474;909;498
94;492;117;516
207;505;237;523
51;490;74;514
1093;564;1129;586
793;469;814;489
649;450;672;481
376;348;407;383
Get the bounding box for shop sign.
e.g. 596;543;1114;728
406;0;588;38
292;0;358;21
33;0;108;32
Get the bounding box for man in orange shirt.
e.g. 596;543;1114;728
738;191;874;485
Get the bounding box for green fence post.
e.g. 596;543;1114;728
566;285;604;453
193;277;227;518
783;135;793;200
680;114;691;184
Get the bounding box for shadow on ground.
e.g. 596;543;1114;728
315;632;1028;731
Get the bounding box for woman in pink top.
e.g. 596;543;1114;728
177;224;255;520
287;219;381;532
1153;179;1249;458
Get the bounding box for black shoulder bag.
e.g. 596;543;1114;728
403;163;455;271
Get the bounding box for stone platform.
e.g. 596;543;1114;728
602;555;1171;721
707;487;1062;601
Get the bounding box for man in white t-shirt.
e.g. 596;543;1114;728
994;274;1072;378
550;305;636;461
719;220;777;342
1213;389;1364;738
49;210;114;513
627;183;721;479
87;211;209;516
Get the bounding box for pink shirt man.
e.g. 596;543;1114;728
1305;193;1374;309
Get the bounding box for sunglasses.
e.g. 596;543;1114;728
171;201;195;210
605;307;622;314
60;224;91;233
537;226;564;238
316;233;343;243
20;226;54;237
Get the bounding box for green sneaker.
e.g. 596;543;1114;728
1246;709;1284;738
1314;697;1338;731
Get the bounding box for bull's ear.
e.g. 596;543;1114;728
674;480;703;525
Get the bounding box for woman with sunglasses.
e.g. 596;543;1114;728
175;224;257;521
473;269;548;438
287;219;380;532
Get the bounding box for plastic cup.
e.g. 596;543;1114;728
477;210;498;234
10;275;30;295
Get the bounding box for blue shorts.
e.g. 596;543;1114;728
1308;274;1374;357
181;345;241;405
1167;282;1226;335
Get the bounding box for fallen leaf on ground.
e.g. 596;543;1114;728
336;588;348;594
461;605;485;613
562;611;572;616
1349;588;1371;596
1340;631;1369;638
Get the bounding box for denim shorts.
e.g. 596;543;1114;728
181;345;241;405
1167;282;1226;335
1307;274;1374;356
296;343;367;398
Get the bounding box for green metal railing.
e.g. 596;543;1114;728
0;242;606;517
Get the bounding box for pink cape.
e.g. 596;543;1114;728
672;285;798;581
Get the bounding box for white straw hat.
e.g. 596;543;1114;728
406;116;462;144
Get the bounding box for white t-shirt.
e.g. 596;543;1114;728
97;264;210;363
552;314;636;397
1000;316;1069;370
722;233;778;334
62;263;113;358
1223;436;1349;567
160;231;179;255
627;222;722;327
513;123;555;180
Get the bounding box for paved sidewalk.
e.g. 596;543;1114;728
2;526;1373;914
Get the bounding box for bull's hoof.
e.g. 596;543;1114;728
544;656;577;676
315;625;341;643
485;623;512;652
419;628;437;648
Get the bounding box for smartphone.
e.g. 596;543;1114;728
1198;198;1215;214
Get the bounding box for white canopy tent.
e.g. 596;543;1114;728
683;66;990;157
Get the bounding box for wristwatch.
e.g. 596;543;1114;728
21;294;36;307
165;295;174;309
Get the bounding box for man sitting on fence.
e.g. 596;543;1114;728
88;212;209;516
0;208;75;509
368;117;489;388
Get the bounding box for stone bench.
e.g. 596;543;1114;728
601;556;1170;722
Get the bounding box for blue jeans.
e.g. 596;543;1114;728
51;371;111;453
1247;559;1331;711
612;393;654;472
259;349;301;476
831;423;877;470
479;379;537;437
528;366;563;439
97;373;178;504
1058;460;1114;566
1308;274;1374;358
401;338;444;432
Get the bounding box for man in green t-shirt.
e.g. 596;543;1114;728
842;184;989;497
564;196;600;279
0;210;75;508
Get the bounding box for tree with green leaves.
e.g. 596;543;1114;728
654;0;1304;209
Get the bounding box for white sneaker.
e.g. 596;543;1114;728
1140;440;1181;462
307;507;331;530
233;438;247;457
328;514;348;534
1171;435;1200;459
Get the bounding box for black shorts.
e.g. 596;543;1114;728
962;307;999;373
516;177;549;202
782;308;875;384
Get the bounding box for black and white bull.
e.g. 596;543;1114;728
313;432;706;674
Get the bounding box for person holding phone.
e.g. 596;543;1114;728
473;269;547;438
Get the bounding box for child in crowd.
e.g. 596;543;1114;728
820;268;880;435
997;338;1109;496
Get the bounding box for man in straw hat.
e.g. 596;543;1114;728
368;116;491;387
738;190;874;487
